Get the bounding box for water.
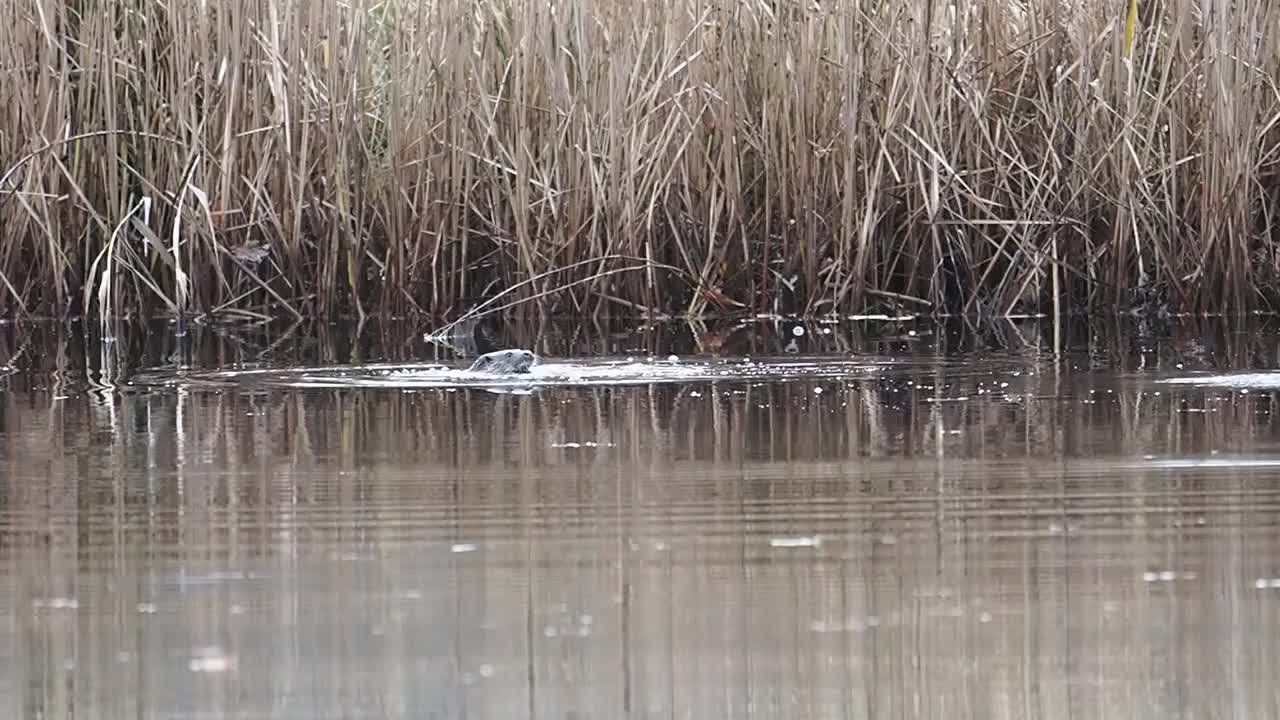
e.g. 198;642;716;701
3;317;1280;719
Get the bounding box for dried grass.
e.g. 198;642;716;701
2;0;1280;320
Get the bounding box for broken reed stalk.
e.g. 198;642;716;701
428;254;698;341
2;0;1280;321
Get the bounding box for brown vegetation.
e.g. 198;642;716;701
2;0;1280;320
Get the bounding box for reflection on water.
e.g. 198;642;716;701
3;317;1280;719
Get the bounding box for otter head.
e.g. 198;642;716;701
467;349;538;374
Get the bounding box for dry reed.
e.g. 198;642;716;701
2;0;1280;320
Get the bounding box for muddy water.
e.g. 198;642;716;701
3;318;1280;719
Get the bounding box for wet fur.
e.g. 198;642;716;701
467;349;538;374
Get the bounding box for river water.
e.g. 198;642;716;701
2;317;1280;719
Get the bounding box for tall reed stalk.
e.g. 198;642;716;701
2;0;1280;319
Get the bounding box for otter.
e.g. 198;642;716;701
466;349;539;374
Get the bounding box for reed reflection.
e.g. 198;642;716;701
2;324;1280;718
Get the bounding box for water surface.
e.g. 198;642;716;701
3;317;1280;719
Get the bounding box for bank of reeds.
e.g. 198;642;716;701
2;0;1280;320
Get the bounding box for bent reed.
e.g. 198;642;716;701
2;0;1280;320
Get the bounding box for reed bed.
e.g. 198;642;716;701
2;0;1280;320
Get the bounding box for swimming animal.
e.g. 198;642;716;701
466;349;538;374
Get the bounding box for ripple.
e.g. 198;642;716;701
1157;371;1280;389
125;355;950;391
